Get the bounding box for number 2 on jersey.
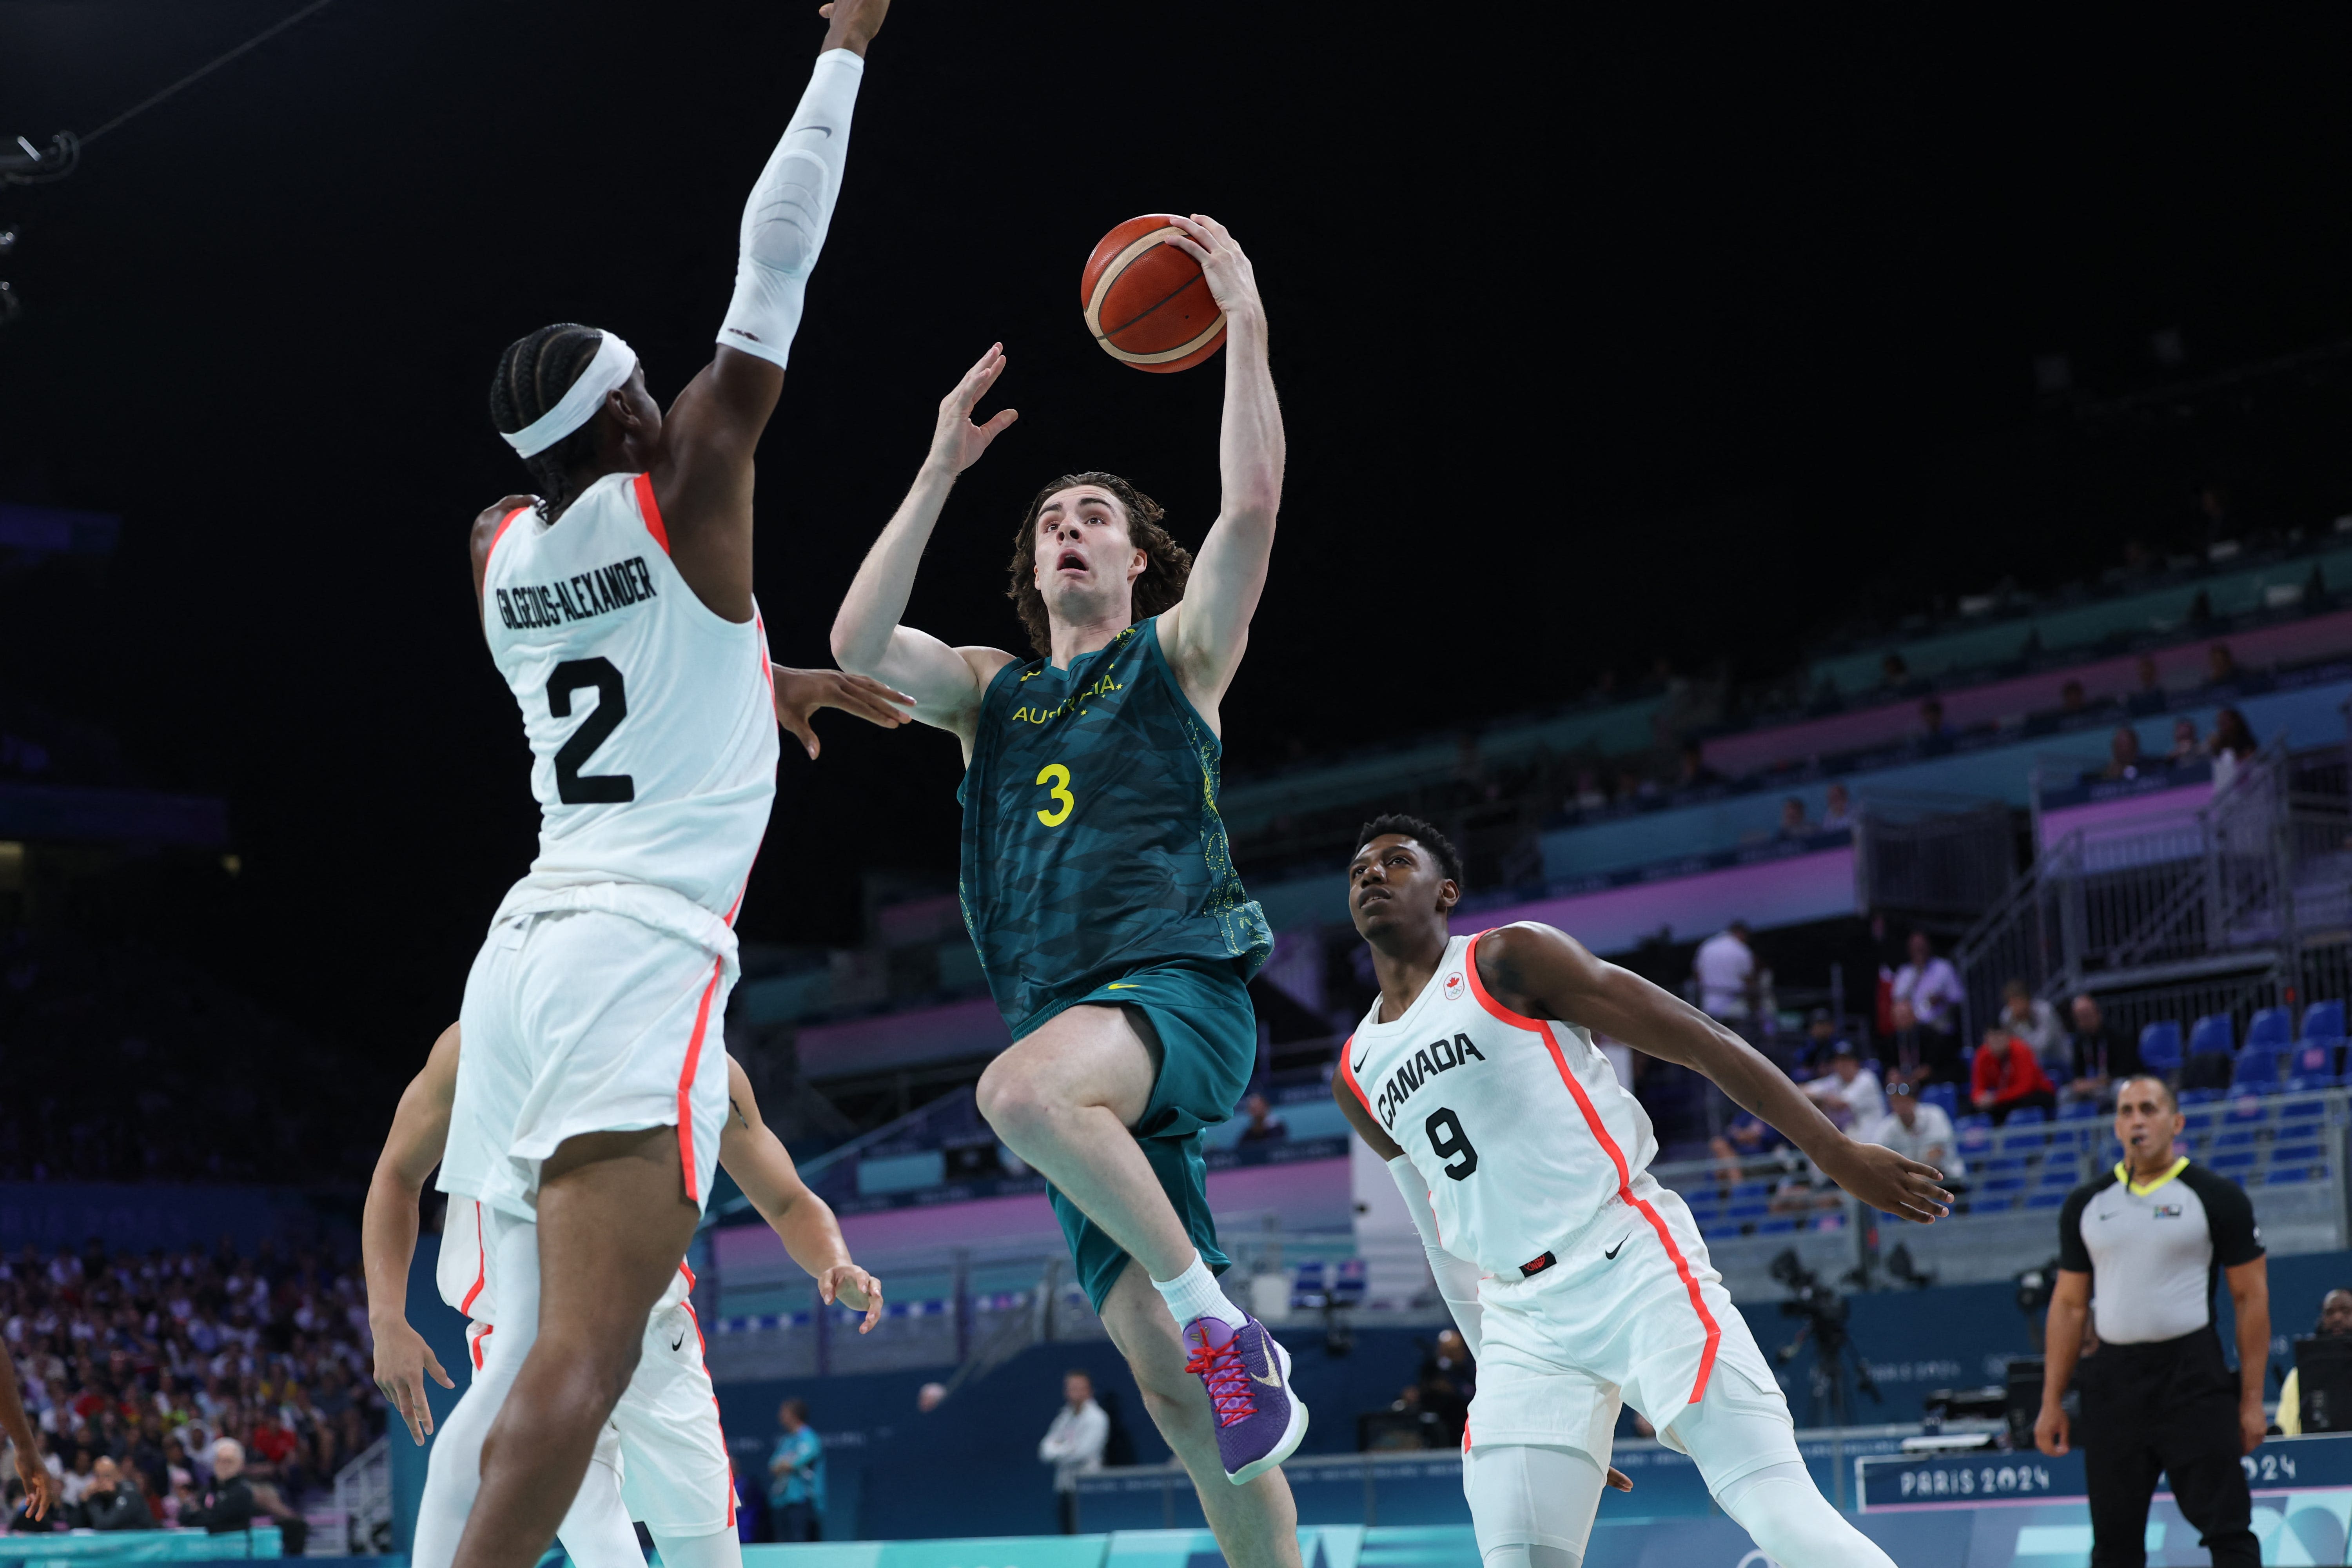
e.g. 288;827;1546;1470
1034;762;1075;826
548;657;634;804
1426;1107;1478;1180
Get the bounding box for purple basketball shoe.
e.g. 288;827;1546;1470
1182;1312;1308;1485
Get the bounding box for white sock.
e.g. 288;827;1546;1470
1152;1253;1245;1328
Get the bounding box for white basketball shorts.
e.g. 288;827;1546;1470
448;905;733;1222
614;1299;735;1536
1470;1175;1797;1493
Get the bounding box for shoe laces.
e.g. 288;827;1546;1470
1185;1332;1258;1428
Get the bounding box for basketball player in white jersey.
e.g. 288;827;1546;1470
432;5;895;1566
362;1025;880;1568
1334;815;1948;1568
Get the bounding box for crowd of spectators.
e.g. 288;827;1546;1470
0;1238;383;1535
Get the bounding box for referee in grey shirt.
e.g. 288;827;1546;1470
2035;1074;2268;1568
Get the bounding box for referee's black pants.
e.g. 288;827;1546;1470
2078;1330;2257;1568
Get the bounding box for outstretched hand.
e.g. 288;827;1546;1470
816;0;890;55
1163;214;1262;320
771;666;914;759
929;344;1019;476
1821;1138;1953;1224
372;1318;456;1446
820;1263;885;1334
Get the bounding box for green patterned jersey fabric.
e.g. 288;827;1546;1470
957;616;1270;1034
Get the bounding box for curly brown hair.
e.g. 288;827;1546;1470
1005;472;1193;658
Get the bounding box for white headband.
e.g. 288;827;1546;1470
501;332;639;458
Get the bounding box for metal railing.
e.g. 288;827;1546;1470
330;1436;390;1556
1853;795;2017;920
1954;740;2335;1034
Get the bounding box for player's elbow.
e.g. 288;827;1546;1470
828;617;877;675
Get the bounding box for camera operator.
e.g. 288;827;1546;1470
2273;1288;2352;1436
2035;1075;2266;1568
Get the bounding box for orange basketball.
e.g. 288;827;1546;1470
1079;214;1227;374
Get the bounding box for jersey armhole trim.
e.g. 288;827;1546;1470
1464;929;1550;1031
1337;1036;1374;1113
633;472;671;555
488;506;526;560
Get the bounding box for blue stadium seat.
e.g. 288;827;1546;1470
2041;1165;2079;1187
2027;1191;2068;1209
2180;1088;2221;1106
2061;1098;2102;1121
1290;1260;1327;1311
1755;1217;1797;1236
2210;1149;2259;1172
1702;1223;1742;1241
2224;1098;2272;1125
2282;1099;2328;1121
1958;1113;1993;1131
2212;1128;2257;1149
2231;1044;2281;1093
2183;1110;2217;1134
2305;1000;2347;1042
2140;1022;2183;1076
2007;1105;2048;1126
2248;1006;2294;1049
1333;1258;1367;1307
2266;1166;2314;1185
2270;1142;2325;1165
2189;1014;2236;1058
2285;1041;2340;1090
1728;1201;1769;1221
1920;1082;1960;1121
1731;1180;1770;1201
1981;1174;2027;1195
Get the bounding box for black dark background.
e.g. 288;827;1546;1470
10;5;2352;1063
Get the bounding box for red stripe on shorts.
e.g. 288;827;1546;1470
676;960;723;1203
1466;930;1722;1404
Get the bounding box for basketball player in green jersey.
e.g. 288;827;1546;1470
831;216;1302;1561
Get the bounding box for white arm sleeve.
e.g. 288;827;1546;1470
1387;1154;1485;1356
717;47;864;370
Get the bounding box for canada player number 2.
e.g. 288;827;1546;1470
548;657;635;804
1426;1107;1478;1180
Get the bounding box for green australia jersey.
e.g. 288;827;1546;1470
958;615;1271;1033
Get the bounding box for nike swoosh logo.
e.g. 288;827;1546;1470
1251;1326;1284;1389
671;1332;686;1351
1604;1234;1632;1260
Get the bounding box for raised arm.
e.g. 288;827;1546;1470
829;344;1021;746
1474;923;1953;1224
1160;215;1283;718
649;0;889;619
717;1055;884;1333
363;1024;461;1443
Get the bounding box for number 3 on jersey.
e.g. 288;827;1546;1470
1034;762;1075;827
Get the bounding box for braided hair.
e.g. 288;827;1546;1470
489;323;610;521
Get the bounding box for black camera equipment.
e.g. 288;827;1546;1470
1770;1247;1880;1427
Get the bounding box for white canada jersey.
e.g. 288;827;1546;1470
438;1198;691;1330
1341;930;1661;1274
482;472;779;924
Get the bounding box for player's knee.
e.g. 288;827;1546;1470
975;1058;1053;1142
1718;1473;1891;1568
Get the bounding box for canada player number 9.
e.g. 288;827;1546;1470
1426;1107;1478;1180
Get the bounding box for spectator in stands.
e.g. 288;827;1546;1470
1972;1026;2058;1125
1918;697;1955;756
1819;782;1853;833
2001;980;2067;1072
1801;1044;1885;1132
2208;641;2240;686
1414;1330;1473;1447
2060;679;2089;715
1708;1111;1789;1180
768;1399;824;1543
2274;1289;2352;1436
1776;797;1811;839
1693;922;1757;1030
1794;1007;1850;1075
1235;1094;1288;1144
177;1438;255;1534
1867;1083;1964;1181
2210;706;2257;764
1890;931;1965;1085
2129;656;2167;716
1675;741;1723;791
2067;993;2141;1103
76;1457;153;1531
1878;652;1912;692
2102;726;2145;782
1037;1370;1108;1535
2170;717;2202;761
1571;768;1608;812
